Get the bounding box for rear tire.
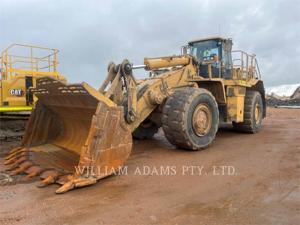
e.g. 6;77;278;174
232;90;263;133
162;87;219;150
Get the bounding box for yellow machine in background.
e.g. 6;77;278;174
0;44;66;113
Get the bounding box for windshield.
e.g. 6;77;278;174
190;40;221;61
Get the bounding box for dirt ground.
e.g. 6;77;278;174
0;107;299;225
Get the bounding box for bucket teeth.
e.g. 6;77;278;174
55;176;97;194
5;162;18;171
8;147;23;155
5;148;27;161
25;166;44;178
10;161;34;175
56;174;72;185
4;157;17;165
5;154;28;166
5;151;28;162
55;180;75;194
37;175;57;188
5;156;28;171
37;171;60;188
5;156;27;170
10;167;25;176
26;171;41;179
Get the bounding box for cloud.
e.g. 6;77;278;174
0;0;299;87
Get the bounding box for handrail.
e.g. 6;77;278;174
2;43;58;54
0;43;59;79
232;50;261;79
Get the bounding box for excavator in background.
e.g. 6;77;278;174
4;37;266;193
0;44;66;139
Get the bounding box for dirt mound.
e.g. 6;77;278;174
291;86;300;99
267;85;300;107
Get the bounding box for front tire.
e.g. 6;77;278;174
162;88;219;150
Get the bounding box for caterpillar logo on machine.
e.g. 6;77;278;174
10;89;24;96
0;44;66;113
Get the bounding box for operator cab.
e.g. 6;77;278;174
186;36;233;79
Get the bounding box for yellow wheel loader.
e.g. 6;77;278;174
0;44;66;140
0;44;66;114
5;37;266;193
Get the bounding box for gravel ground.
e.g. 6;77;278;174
0;107;299;225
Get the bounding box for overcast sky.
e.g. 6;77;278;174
1;0;299;87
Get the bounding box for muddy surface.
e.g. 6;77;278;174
0;119;26;141
0;108;299;225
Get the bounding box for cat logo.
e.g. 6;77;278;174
10;89;23;96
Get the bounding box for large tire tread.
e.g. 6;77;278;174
162;88;219;150
233;90;263;133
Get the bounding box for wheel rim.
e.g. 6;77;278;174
254;102;261;124
192;104;212;136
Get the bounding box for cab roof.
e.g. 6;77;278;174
188;36;226;45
